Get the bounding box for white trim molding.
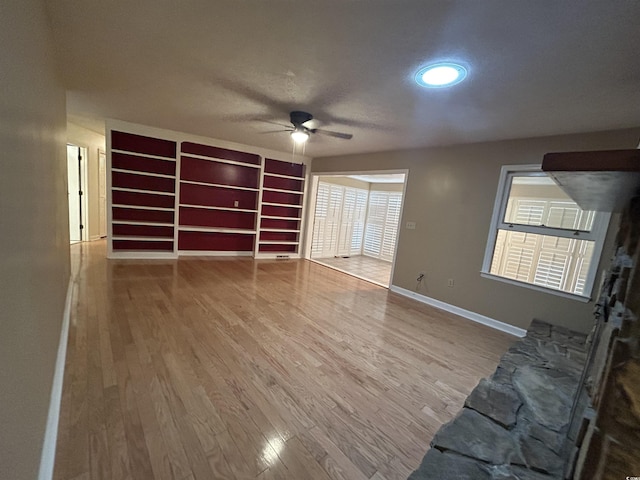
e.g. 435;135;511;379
38;279;74;480
389;285;527;338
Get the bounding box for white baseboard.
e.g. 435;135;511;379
107;251;178;259
38;278;74;480
178;250;254;257
389;285;526;338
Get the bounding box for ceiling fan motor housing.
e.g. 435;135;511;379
290;110;313;127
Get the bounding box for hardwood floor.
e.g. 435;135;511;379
312;256;392;287
54;240;515;480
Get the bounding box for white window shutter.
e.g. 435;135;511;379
311;182;330;257
351;190;368;254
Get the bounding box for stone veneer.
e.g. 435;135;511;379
409;319;587;480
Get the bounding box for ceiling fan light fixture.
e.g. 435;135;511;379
415;62;467;88
291;128;309;143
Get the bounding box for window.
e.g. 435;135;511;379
482;165;610;299
363;190;403;262
311;182;367;258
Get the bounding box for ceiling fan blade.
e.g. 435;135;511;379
261;120;292;128
259;129;292;134
312;128;353;140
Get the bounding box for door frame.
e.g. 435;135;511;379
302;169;409;288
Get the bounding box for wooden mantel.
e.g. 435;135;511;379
542;149;640;212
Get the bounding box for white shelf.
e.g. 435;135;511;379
113;186;175;196
180;179;259;192
263;187;303;195
112;148;177;162
258;241;300;245
113;204;175;212
181;152;261;169
263;172;305;181
262;202;303;209
112;220;174;227
178;250;254;257
112;168;176;179
260;228;301;233
178;226;256;234
179;203;258;213
112;236;173;242
260;215;301;221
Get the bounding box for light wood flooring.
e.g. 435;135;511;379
54;240;515;480
312;256;392;287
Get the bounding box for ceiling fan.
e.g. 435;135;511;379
272;111;353;143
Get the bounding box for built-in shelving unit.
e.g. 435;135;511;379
257;159;306;256
110;131;177;255
178;142;261;255
107;123;309;259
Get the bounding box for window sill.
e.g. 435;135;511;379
480;272;592;303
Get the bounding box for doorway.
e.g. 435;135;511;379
305;172;407;287
67;144;87;244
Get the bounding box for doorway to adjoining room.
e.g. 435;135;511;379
67;144;88;244
306;172;407;287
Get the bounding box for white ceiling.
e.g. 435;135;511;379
45;1;640;158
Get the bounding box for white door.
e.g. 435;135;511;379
67;145;82;243
98;150;107;237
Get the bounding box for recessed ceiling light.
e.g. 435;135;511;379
415;62;468;88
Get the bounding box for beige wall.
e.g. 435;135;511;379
0;1;70;479
67;122;106;240
312;128;640;333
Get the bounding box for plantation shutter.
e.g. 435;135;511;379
502;231;537;282
363;190;402;261
363;191;386;257
381;192;402;261
351;189;368;254
533;236;572;290
311;182;330;257
324;184;344;257
337;188;356;256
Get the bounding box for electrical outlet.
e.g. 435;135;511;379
234;200;239;207
447;278;454;287
406;221;416;230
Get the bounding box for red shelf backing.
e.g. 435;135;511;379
261;204;301;218
264;159;304;177
112;207;174;224
181;142;260;165
260;231;298;242
112;131;176;159
260;218;300;230
180;183;257;210
113;239;174;251
180;156;259;188
112;151;176;176
263;175;303;192
113;224;174;237
262;190;302;206
112;190;174;209
112;171;175;193
258;244;297;253
179;207;255;229
178;231;254;251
